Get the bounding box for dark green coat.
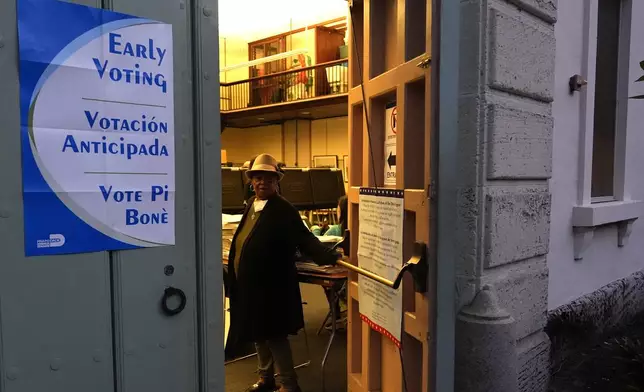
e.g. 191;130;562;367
226;194;338;344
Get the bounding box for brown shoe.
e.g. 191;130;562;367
246;378;277;392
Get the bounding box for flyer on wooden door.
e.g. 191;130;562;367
357;187;404;346
17;0;175;256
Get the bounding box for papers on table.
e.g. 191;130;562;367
316;235;343;243
296;262;346;274
222;214;242;227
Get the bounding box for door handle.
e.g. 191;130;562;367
334;233;428;293
161;286;187;316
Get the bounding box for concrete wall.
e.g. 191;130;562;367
221;124;283;163
548;0;644;310
219;36;249;83
455;0;557;390
221;117;348;166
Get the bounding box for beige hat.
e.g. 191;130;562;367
245;153;284;181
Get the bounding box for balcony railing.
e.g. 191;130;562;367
220;59;348;111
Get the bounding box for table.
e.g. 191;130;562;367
222;259;347;391
296;268;348;391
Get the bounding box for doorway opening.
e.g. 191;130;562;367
219;1;351;391
218;1;435;391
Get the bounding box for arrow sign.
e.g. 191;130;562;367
387;151;396;168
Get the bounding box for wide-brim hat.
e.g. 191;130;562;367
245;153;284;181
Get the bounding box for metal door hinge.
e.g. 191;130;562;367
428;180;437;201
417;56;431;69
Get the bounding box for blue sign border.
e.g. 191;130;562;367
18;0;161;256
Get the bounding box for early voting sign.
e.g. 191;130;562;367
18;0;175;256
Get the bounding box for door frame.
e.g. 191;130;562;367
344;0;459;390
193;0;226;391
432;0;459;390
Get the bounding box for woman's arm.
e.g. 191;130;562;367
286;205;339;266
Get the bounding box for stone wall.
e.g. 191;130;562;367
455;0;557;391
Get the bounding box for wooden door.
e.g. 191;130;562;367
346;0;434;391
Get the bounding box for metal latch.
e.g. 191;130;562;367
417;56;431;69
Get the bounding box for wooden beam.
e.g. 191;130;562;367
348;57;429;105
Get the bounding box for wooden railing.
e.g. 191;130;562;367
220;59;348;111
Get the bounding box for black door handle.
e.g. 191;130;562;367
161;286;187;316
333;230;429;293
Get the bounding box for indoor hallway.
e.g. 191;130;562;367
225;283;348;392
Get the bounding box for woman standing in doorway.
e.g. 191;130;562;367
226;154;340;392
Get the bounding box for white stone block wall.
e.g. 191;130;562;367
456;0;557;390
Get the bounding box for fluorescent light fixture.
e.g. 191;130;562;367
220;49;309;72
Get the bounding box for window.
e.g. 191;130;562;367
590;0;622;201
572;0;640;257
249;38;287;77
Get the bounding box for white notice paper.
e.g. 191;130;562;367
357;187;404;346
